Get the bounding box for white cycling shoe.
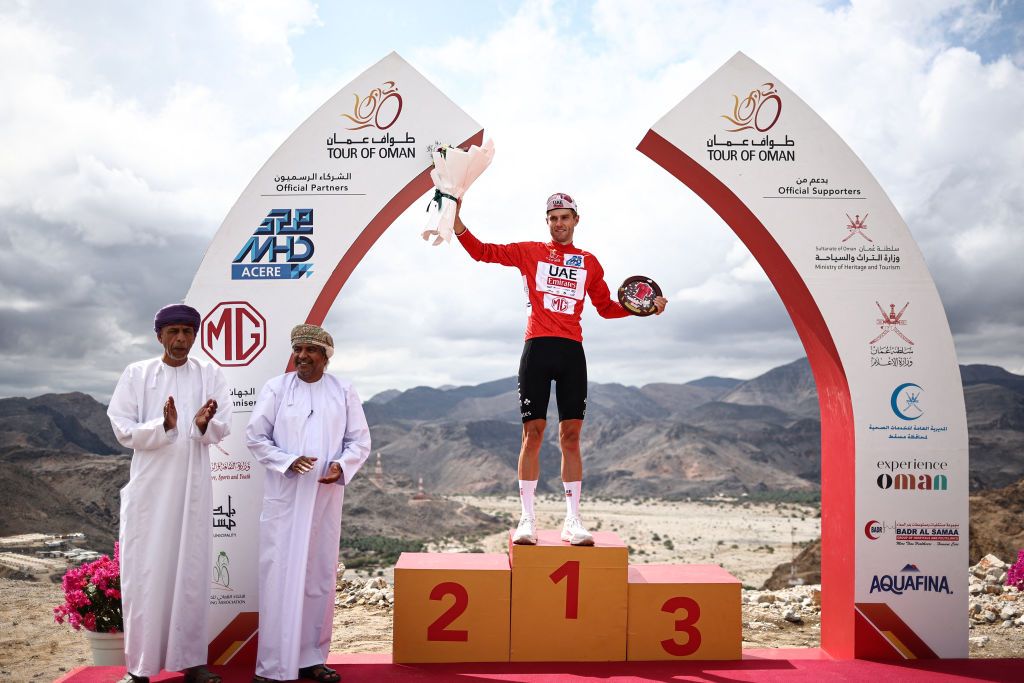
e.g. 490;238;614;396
560;516;594;546
512;515;537;545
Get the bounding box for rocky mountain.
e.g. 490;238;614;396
363;357;1024;495
2;359;1023;551
0;393;128;456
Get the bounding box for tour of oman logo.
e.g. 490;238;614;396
341;80;403;130
722;82;782;132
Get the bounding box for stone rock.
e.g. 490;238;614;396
757;594;777;604
984;584;1003;595
999;606;1018;620
968;601;982;615
969;583;983;595
783;610;803;624
984;611;997;623
969;636;989;648
1000;619;1013;628
978;554;1007;571
811;589;821;606
745;620;780;632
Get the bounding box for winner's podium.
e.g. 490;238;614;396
510;529;627;661
393;528;741;664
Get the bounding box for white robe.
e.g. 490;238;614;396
108;356;231;677
246;372;371;680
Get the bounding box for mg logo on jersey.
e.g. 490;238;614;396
202;302;267;367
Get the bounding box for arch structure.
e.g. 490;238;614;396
638;52;967;659
184;52;483;662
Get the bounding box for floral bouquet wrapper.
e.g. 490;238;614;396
422;138;495;245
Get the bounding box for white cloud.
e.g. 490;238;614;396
2;0;1023;400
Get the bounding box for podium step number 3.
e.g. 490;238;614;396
627;563;741;660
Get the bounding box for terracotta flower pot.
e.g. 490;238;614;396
84;630;125;666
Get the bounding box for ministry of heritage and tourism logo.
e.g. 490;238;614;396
342;80;403;131
812;215;901;272
869;564;953;596
843;213;871;243
722;82;781;132
232;209;314;281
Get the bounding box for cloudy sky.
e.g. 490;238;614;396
2;0;1023;401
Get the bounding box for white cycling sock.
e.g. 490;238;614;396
519;479;537;518
563;480;581;519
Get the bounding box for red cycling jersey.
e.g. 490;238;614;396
457;228;628;342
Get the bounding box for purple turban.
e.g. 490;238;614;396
154;304;201;333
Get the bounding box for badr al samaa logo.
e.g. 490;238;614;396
342;80;403;130
722;82;782;132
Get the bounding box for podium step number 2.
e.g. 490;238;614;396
393;552;511;663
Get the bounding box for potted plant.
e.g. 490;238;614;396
53;543;124;665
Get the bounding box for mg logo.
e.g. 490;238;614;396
201;301;267;367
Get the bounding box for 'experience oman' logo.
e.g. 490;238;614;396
722;82;782;132
342;80;403;130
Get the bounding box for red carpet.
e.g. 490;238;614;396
54;649;1021;682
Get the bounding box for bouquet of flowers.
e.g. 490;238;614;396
422;138;495;245
1008;549;1024;591
53;543;123;633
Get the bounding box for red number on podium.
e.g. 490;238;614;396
659;595;701;656
549;560;580;619
426;581;469;641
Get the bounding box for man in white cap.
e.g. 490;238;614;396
247;324;371;683
454;194;667;546
107;303;231;683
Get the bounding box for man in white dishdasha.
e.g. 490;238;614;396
108;303;231;683
247;324;371;683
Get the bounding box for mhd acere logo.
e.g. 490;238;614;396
232;209;315;281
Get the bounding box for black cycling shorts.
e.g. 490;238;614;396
517;336;587;423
